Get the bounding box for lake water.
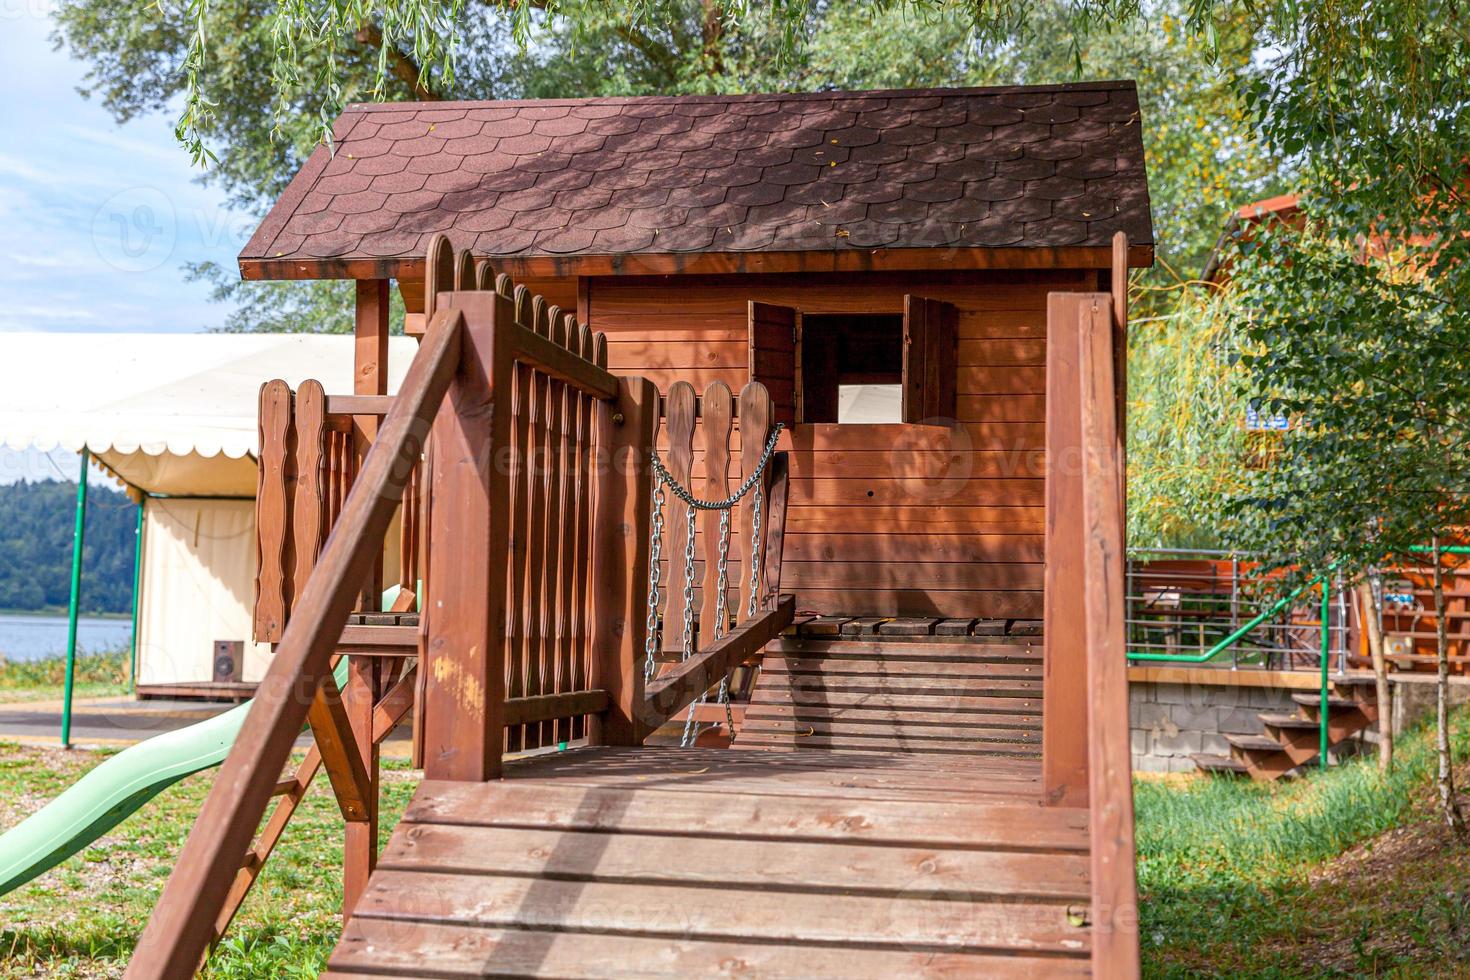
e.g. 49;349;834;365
0;613;132;663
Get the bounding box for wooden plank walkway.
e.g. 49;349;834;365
324;747;1091;978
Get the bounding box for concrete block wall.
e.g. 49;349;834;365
1130;680;1298;773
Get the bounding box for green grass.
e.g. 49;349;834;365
0;740;417;978
1138;708;1470;977
1;713;1468;976
0;649;131;703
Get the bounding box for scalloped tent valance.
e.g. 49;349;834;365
0;332;417;496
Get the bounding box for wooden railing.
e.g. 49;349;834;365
1041;232;1141;977
642;379;795;729
254;383;425;642
128;303;464;978
128;235;792;977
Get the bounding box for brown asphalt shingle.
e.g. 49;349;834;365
242;83;1152;266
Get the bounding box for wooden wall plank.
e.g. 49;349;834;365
585;269;1094;619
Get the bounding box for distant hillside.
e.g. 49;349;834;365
0;481;137;614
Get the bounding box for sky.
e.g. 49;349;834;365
1;3;250;484
0;2;247;336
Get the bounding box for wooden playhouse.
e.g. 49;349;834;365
128;83;1154;978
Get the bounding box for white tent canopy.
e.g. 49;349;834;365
0;332;417;688
0;333;417;496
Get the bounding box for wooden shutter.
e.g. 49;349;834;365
748;301;800;426
902;295;958;424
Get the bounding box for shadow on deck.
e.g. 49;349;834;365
325;746;1092;979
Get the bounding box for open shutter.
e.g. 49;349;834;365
748;301;800;426
903;295;958;424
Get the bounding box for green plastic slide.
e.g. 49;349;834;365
0;660;350;896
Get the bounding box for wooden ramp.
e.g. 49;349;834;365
323;747;1092;978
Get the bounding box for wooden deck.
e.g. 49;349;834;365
325;746;1091;978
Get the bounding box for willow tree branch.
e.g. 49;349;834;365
355;22;437;100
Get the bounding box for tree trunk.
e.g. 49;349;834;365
1357;579;1393;773
1431;537;1465;833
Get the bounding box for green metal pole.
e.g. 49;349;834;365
128;502;143;695
1320;577;1330;770
60;448;90;750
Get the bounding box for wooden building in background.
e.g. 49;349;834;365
241;82;1153;622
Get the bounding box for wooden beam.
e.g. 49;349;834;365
1077;292;1141;978
239;243;1158;283
506;308;621;400
342;657;381;916
125;309;464;980
504;690;611;728
422;295;514;781
354;279;390;612
1043;292;1090;808
305;668;372;823
371;662;419;742
645;597;795;724
327;394;395;416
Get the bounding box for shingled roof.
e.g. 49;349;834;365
241;82;1153;280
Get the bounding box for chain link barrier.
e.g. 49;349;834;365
641;423;783;747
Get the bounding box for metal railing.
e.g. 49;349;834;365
1125;548;1349;672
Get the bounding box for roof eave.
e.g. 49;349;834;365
239;242;1156;282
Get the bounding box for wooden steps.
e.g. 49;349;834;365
733;634;1041;759
326;747;1092;978
1190;675;1380;780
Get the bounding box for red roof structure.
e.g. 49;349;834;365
242;82;1153;281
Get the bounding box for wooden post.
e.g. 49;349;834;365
1111;231;1129;520
1043;292;1090;807
587;375;659;745
423;293;512;781
1079;292;1141;977
355;279;390;611
341;656;380;916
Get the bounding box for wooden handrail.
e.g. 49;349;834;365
126;309;465;980
1076;293;1141;978
644;596;796;725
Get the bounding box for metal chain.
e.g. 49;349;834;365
646;421;783;748
642;480;665;683
680;506;696;662
747;484;764;619
683;509;733;746
649;424;783;510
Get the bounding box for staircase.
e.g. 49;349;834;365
1191;675;1380;780
733;619;1043;758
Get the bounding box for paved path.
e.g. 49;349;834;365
0;695;413;758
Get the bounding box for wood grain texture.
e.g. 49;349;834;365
1044;291;1091;808
290;380;326;620
423;298;511;779
737;382;774;622
584;271;1093;619
662;381;697;656
254;380;292;643
587;375;659;745
699;381;733;648
1078;290;1141;978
